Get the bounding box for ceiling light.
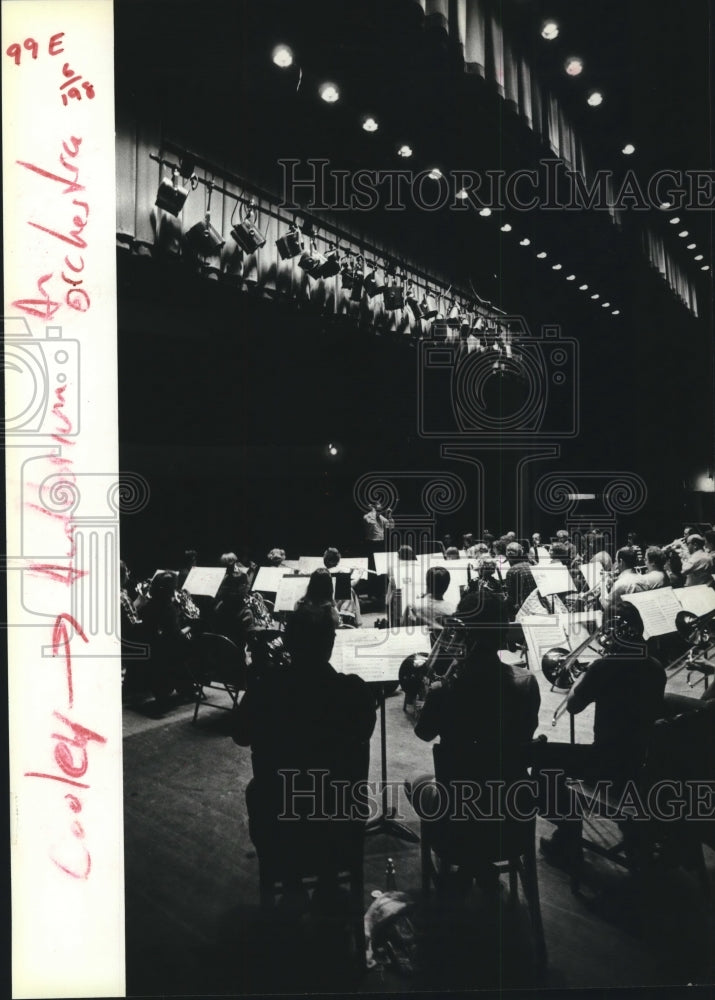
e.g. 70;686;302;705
565;57;584;76
702;265;710;271
479;207;492;217
566;274;576;281
500;223;512;232
670;217;680;224
155;168;191;216
687;243;697;250
602;302;610;308
694;254;704;261
272;44;294;68
579;284;588;291
622;143;636;155
397;143;413;158
552;263;562;270
541;20;559;40
612;310;620;315
319;82;340;103
456;187;469;200
362;115;379;132
587;91;603;107
660;201;672;209
536;251;547;259
428;167;443;180
591;293;600;299
678;231;689;238
519;238;531;246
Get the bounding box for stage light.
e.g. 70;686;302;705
362;115;379;132
591;293;600;299
587;91;603;107
660;201;672;209
670;217;680;224
536;251;547;259
319;82;340;103
579;284;589;290
272;44;294;68
155;168;191;216
687;244;697;250
519;238;531;246
552;263;562;270
500;223;512;232
327;443;338;456
695;254;704;261
479;207;492;217
231;199;267;253
612;309;620;315
678;231;689;238
541;20;559;40
397;143;413;158
622;143;635;155
702;265;710;271
565;57;583;76
456;187;469;200
186;183;225;255
428;167;443;180
275;222;304;260
602;301;610;308
566;274;576;281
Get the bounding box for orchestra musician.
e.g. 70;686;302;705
534;606;666;867
322;547;363;625
679;534;714;587
402;565;457;631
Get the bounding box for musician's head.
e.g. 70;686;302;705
455;589;509;654
149;571;178;601
590;550;613;571
550;542;570;566
626;532;638;545
285;608;335;663
305;567;334;604
494;538;507;556
220;552;238;571
556;530;570;543
267;548;286;566
323;547;341;569
505;531;517;542
444;546;460;560
686;533;705;553
506;542;524;563
426;565;450;599
616;547;639;571
645;546;666;571
398;544;416;560
531;532;541;544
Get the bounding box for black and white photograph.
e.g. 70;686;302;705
5;0;715;996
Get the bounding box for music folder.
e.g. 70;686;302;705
180;566;227;598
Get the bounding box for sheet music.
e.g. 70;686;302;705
252;566;290;593
298;556;327;573
537;546;552;561
331;626;431;682
372;551;397;576
530;562;577;597
621;587;684;639
675;584;715;618
273;574;313;612
181;566;227;598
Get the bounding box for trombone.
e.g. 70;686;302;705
666;607;715;684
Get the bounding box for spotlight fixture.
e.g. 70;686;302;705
501;223;512;232
275;221;304;260
317;242;341;278
479;207;492;217
155;167;191;216
536;251;547;259
591;293;600;299
566;274;576;281
565;57;584;76
327;443;338;457
362;115;379;132
319;82;340;103
694;254;704;261
579;284;589;290
186;183;225;256
397;143;413;158
678;231;689;238
622;143;636;155
552;263;562;270
541;20;559;40
272;44;294;68
670;217;680;225
230;198;267;253
587;91;603;107
428;167;443;180
687;244;697;250
519;238;531;246
456;188;469;200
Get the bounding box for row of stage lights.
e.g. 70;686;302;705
660;206;710;271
